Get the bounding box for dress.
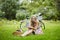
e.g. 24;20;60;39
34;27;43;34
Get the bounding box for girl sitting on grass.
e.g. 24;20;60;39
21;15;43;36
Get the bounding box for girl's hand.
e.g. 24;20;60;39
28;26;37;30
29;27;37;30
28;26;34;29
28;26;36;30
33;27;37;30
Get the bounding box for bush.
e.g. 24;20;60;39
0;10;5;18
16;12;26;20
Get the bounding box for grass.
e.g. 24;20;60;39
0;19;60;40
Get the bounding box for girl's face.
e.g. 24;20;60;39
31;16;37;22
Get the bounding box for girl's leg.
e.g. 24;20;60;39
21;29;33;36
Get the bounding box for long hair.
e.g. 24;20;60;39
30;15;39;27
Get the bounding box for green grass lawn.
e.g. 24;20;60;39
0;20;60;40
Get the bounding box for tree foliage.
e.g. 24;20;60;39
0;0;60;20
1;0;19;20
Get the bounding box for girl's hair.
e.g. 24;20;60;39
30;15;39;27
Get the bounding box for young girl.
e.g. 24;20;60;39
21;15;43;36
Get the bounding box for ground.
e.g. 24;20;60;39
0;19;60;40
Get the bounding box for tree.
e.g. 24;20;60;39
55;0;60;20
1;0;19;20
